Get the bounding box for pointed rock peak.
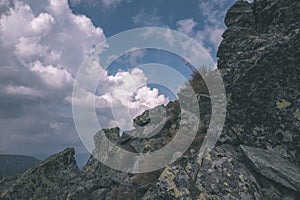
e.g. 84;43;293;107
225;0;255;27
24;147;79;175
0;148;80;199
94;127;124;145
41;147;76;166
133;104;167;127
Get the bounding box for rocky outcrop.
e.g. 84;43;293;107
1;0;299;199
241;145;300;192
73;98;208;199
146;0;300;199
218;0;300;162
143;144;262;199
0;148;81;200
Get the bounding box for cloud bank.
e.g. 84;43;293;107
0;0;168;155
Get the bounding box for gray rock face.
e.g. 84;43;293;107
0;148;81;200
1;0;300;199
146;0;300;198
143;144;262;200
241;145;300;192
218;0;300;163
224;1;255;28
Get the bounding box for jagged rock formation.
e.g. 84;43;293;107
218;0;300;162
1;148;81;199
240;145;300;192
1;0;300;199
145;1;300;198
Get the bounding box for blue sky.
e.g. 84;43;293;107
0;0;237;166
70;0;236;100
71;0;205;36
70;0;235;57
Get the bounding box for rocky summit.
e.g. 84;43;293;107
1;0;300;199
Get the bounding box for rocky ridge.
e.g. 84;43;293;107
1;0;300;199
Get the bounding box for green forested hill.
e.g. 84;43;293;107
0;155;40;179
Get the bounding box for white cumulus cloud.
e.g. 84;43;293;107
0;0;170;156
30;12;55;34
67;67;169;130
30;60;73;90
5;85;42;97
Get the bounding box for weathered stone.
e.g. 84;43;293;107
0;148;81;200
218;0;300;164
241;145;300;191
225;1;255;27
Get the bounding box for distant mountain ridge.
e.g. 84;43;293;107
0;154;40;179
